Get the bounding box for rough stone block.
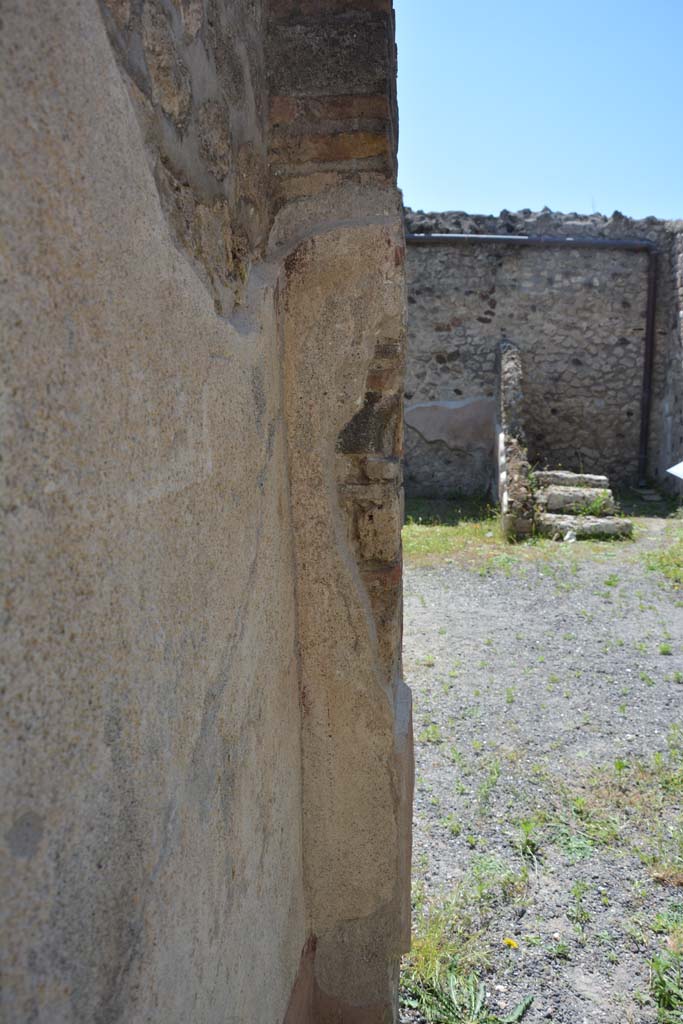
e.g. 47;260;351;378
270;129;390;165
337;391;402;456
270;93;390;128
267;14;391;97
269;0;392;21
537;513;633;539
356;496;401;564
141;1;192;123
535;470;610;489
537;485;615;514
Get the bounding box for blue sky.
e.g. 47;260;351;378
395;0;683;220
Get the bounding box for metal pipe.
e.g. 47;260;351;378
405;232;656;252
405;231;659;485
638;250;659;486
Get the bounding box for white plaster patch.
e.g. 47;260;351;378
404;397;496;452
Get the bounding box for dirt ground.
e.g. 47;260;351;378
400;500;683;1024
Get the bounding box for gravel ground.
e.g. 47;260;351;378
401;517;683;1024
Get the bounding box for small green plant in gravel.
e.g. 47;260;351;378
659;642;673;656
567;880;591;927
447;746;466;769
513;818;542;862
424;653;436;667
652;902;683;937
650;945;683;1023
555;728;683;884
549;940;571;960
419;723;443;745
477;760;501;808
402;968;533;1024
631;881;649;906
645;523;683;588
596;928;616;948
440;814;462;838
402;859;532;1022
646;820;683;888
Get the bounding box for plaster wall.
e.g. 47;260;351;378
2;3;304;1021
1;2;410;1022
405;209;682;498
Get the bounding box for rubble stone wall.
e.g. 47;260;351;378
405;209;682;497
1;3;410;1023
662;228;683;494
496;342;534;538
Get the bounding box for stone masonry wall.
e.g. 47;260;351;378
661;228;683;494
496;342;534;539
1;3;410;1023
405;208;682;497
268;3;412;1019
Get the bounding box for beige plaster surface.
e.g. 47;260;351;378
405;398;496;453
2;2;411;1021
282;215;411;1019
1;2;305;1020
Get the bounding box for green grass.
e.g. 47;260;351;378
646;522;683;588
567;880;591;927
649;902;683;1021
402;499;505;566
477;760;501;809
419;723;443;745
403;497;621;570
512;818;542;862
402;857;532;1021
650;946;683;1023
402;969;533;1023
575;489;614;517
559;726;683;885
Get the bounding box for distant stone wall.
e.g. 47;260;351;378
2;3;410;1023
661;228;683;494
405;208;682;497
495;342;534;538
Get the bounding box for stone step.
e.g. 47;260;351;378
534;470;610;489
634;487;663;503
535;485;615;515
536;513;633;540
